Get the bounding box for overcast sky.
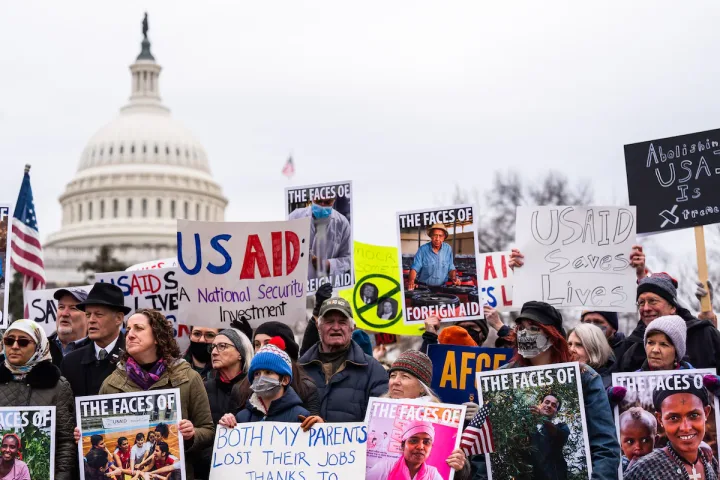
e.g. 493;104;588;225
2;1;718;257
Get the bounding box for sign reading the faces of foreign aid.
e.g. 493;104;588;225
177;218;310;329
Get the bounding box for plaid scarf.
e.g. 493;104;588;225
125;357;166;391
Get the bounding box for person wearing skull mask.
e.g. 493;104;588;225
499;301;621;479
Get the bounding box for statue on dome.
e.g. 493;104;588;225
142;12;149;40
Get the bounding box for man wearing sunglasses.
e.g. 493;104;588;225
48;287;90;366
60;282;131;396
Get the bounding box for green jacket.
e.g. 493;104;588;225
99;358;215;480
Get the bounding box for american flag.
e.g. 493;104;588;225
281;155;295;178
10;165;46;314
460;402;495;456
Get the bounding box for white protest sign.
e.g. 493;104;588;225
210;422;367;480
95;267;191;352
479;251;515;312
513;206;637;311
24;285;93;338
126;257;178;271
177;218;310;329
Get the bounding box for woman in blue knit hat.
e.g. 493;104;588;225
219;337;323;428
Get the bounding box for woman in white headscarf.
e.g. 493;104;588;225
0;320;76;480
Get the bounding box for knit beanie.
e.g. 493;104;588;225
389;350;433;387
637;273;679;307
247;337;293;382
352;330;373;356
580;311;619;331
254;321;300;361
219;328;250;355
459;319;489;342
439;326;478;347
644;315;687;362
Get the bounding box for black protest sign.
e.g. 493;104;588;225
624;129;720;234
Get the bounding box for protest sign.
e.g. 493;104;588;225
513;206;637;312
24;284;93;338
396;205;483;324
126;257;178;270
209;422;367;480
477;362;592;480
76;389;184;480
365;398;465;480
286;181;353;295
95;267;191;352
479;251;515;312
0;406;55;480
339;241;424;337
624;129;720;234
0;204;10;327
611;369;719;479
428;344;512;404
177;218;310;329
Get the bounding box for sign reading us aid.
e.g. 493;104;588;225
624;129;720;234
177;218;310;329
479;251;515;312
428;344;512;404
513;206;637;312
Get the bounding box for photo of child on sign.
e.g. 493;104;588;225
0;406;55;480
396;205;483;324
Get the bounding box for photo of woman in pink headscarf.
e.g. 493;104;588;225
367;420;460;480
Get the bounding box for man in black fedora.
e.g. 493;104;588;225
61;282;131;396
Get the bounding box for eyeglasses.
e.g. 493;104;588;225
407;437;433;446
3;337;35;348
637;299;663;309
208;343;236;353
191;330;217;341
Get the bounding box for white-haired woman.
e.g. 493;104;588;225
568;323;615;388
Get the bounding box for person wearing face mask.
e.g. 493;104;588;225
219;337;322;428
500;301;621;480
288;192;351;282
183;326;220;379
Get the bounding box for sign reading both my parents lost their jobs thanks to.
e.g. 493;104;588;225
286;181;354;295
177;218;310;329
513;206;637;312
396;205;483;324
624;129;720;234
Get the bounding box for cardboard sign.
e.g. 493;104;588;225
624;129;720;234
286;181;354;294
396;205;484;324
514;206;637;312
76;389;185;480
612;369;719;479
24;285;93;338
95;267;191;352
209;422;367;480
177;218;310;329
364;398;465;480
0;406;55;480
477;362;592;480
0;204;11;326
428;344;513;404
338;241;423;337
479;251;515;312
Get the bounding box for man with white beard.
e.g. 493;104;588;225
48;287;90;366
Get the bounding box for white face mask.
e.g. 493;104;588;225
517;328;551;358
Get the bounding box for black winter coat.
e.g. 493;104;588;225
0;361;76;480
204;372;245;424
60;332;125;397
48;333;91;367
235;386;309;423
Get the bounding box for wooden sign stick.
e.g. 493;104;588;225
695;225;712;312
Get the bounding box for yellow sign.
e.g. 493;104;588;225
339;241;423;336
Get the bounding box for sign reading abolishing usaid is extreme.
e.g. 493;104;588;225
177;219;310;329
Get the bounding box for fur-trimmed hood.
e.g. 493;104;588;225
0;360;61;388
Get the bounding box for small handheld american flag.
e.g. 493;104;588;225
460;402;495;456
282;155;295;178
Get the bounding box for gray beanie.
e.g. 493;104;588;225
637;273;678;307
644;315;687;362
219;328;250;354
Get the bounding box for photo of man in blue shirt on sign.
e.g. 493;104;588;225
408;223;461;289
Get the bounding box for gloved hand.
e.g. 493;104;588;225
313;283;334;318
607;386;627;407
462;402;479;422
299;415;324;432
230;315;253;342
696;280;714;305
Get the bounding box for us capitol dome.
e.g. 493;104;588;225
44;17;227;284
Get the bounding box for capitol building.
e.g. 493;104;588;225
44;22;227;284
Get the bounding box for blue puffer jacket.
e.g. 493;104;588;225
235;386;309;423
501;361;621;480
299;340;389;422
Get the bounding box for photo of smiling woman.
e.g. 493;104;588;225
624;378;719;480
0;433;30;480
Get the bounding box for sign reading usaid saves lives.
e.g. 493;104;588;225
177;219;310;329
